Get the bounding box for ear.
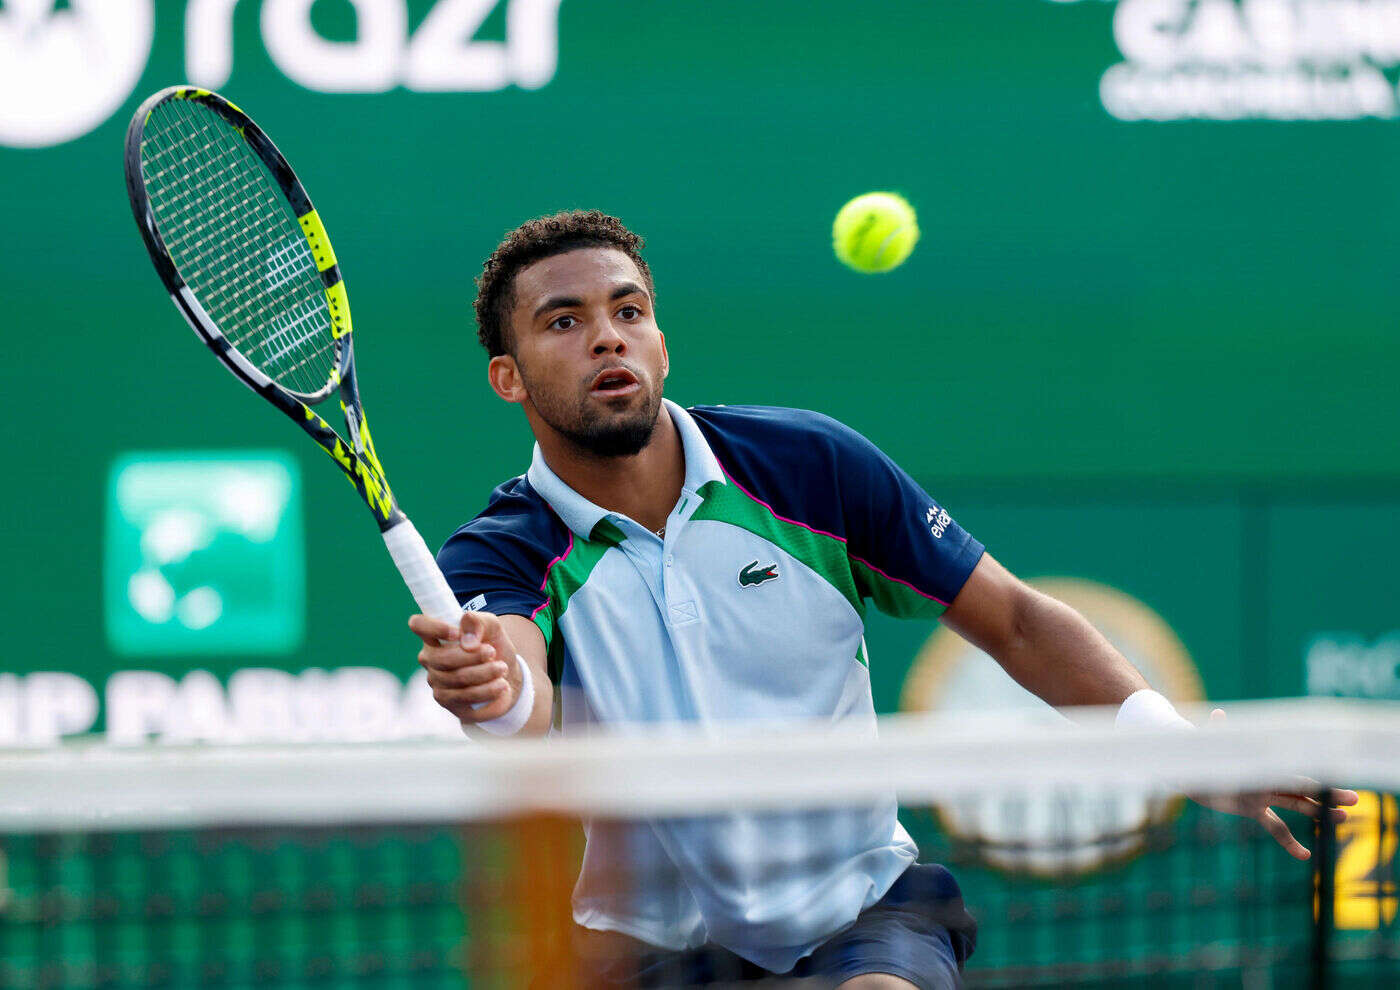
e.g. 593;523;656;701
658;329;669;381
488;354;528;404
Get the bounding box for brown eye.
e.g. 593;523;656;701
618;305;640;319
550;315;577;331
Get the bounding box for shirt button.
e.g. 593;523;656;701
665;555;674;566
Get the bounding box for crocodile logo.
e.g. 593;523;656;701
737;560;779;588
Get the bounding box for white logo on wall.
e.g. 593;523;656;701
1052;0;1400;121
0;0;155;148
0;0;563;149
1306;631;1400;699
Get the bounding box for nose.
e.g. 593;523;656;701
590;318;626;356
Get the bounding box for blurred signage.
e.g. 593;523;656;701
902;577;1205;873
103;452;304;656
0;0;562;149
0;667;461;745
1056;0;1400;120
0;0;155;147
1332;791;1399;930
1306;632;1400;699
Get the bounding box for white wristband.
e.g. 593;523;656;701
476;653;535;736
1115;689;1193;731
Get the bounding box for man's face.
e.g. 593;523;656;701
498;248;667;457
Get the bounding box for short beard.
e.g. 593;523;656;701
521;364;662;458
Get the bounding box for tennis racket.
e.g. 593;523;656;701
124;86;462;628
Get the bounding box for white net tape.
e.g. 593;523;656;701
2;699;1396;831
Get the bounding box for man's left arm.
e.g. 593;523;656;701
940;552;1149;707
940;552;1357;859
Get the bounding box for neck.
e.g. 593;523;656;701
533;405;685;534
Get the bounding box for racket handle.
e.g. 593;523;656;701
383;518;461;623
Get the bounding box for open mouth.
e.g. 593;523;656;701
590;367;641;397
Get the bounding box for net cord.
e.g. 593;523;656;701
1;699;1396;831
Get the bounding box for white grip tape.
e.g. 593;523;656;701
382;519;461;622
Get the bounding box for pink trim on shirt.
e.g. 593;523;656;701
848;552;950;607
530;531;575;620
718;463;848;544
717;461;950;607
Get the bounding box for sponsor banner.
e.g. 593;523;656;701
1306;632;1400;700
0;0;562;148
103;453;304;656
0;666;462;746
1055;0;1400;120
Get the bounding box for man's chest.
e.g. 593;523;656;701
552;519;867;723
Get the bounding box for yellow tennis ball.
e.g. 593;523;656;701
832;192;919;273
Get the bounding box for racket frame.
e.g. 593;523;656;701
124;86;401;533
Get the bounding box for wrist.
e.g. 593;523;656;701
1115;688;1193;731
476;653;535;736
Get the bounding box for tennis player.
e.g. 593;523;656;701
409;211;1355;989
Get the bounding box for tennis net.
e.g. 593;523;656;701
1;699;1396;988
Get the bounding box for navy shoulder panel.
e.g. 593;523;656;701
687;404;865;539
687;404;983;614
435;475;570;619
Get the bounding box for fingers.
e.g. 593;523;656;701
1262;793;1336;820
453;683;516;722
431;677;511;714
1265;782;1360;822
408;613;459;648
459;608;500;647
1259;807;1311;861
409;612;499;671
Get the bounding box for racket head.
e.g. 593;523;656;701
124;86;353;404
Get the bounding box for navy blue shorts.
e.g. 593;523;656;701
575;863;977;989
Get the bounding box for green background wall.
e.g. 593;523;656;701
2;0;1398;722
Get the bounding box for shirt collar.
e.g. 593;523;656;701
526;399;726;539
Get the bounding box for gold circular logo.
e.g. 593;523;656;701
901;577;1205;875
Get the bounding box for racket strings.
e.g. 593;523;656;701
162;104;334;392
151;104;327;380
192;110;334;387
141;99;337;398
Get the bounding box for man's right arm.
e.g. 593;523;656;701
409;610;553;736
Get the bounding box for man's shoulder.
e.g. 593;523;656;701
686;404;878;474
438;475;567;561
687;404;865;453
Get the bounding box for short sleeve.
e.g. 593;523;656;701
831;420;984;619
435;479;571;649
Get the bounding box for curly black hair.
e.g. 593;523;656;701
473;210;654;357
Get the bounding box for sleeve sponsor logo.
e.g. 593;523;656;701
925;506;951;539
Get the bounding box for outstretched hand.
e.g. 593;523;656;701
1189;709;1360;861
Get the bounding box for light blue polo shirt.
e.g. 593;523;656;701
438;400;984;972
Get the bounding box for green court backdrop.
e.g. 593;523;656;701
0;0;1396;724
2;3;1399;987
